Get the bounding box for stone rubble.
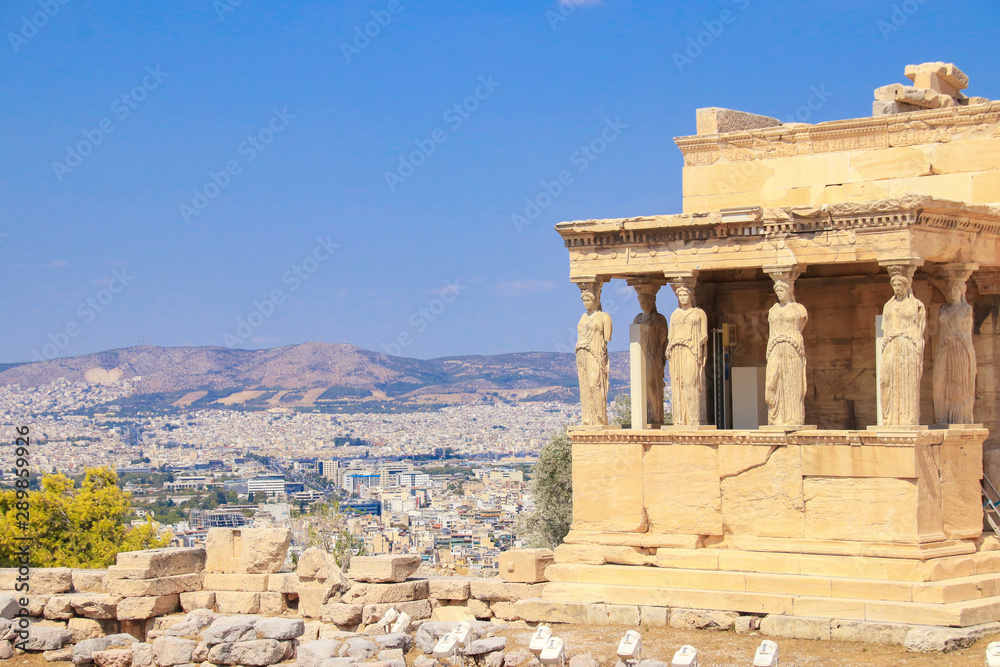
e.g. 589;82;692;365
1;535;994;662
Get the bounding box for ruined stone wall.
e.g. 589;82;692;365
676;104;1000;214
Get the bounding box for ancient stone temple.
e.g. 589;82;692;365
548;63;1000;628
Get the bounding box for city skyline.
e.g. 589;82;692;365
3;0;998;363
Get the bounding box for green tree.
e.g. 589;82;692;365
305;500;366;569
517;428;573;548
0;467;171;568
610;392;631;427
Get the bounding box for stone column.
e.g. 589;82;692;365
763;265;808;427
571;276;613;427
664;271;707;427
627;277;668;429
932;263;978;424
877;258;926;427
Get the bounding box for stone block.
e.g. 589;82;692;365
72;570;109;593
205;528;290;575
214;592;259;615
430;606;476;622
720;445;804;538
202;616;259;645
23;624;72;651
347;556;421;583
0;596;17;620
296;584;333;618
470;580;537;602
643;444;722;535
428;579;470;600
682;160;774;199
71;594;118;620
318;603;362;626
115;549;206;579
759;614;831;641
201;572;269;592
151;636;196;666
44;595;76;620
131;642;153;667
179;592;215;613
695;107;780;135
903;625;980;652
228;639;285;666
108;574;203;598
830;619;909;644
92;648;133;667
573;442;645;532
297;548;348;585
639;606;668;627
297;640;343;667
68;617;118;642
498;550;553;583
257;591;285;616
605;604;639;626
265;572;300;593
803;477;919;542
73;633;139;664
342;580;428;605
0;641;13;660
467;599;491;620
668;608;738;631
31;569;73;594
117;595;180;621
490;601;519;621
467;637;506;656
513;600;589;624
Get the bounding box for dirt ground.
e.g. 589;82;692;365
493;624;1000;666
9;624;1000;667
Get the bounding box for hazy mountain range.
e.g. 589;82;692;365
0;344;631;407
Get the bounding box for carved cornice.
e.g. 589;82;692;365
570;427;988;447
556;197;1000;261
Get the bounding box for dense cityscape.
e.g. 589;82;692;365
0;376;580;572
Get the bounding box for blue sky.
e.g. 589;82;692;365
2;0;997;362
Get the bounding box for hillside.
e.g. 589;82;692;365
0;344;631;407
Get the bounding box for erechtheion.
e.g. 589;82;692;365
550;63;1000;628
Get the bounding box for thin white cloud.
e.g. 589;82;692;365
559;0;601;6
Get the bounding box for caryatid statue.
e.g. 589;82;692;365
933;266;977;424
765;268;808;426
575;280;613;426
880;264;926;426
632;283;668;424
667;277;707;426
